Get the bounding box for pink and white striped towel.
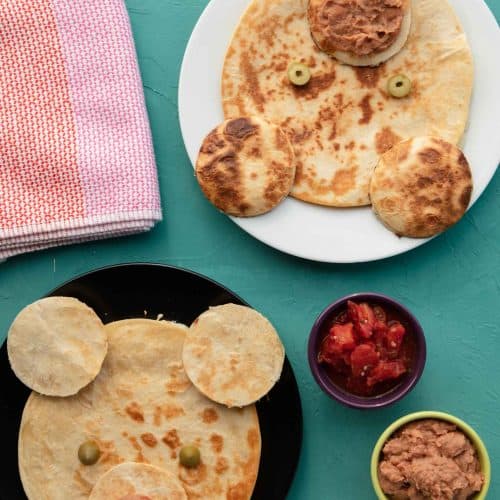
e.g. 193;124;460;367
0;0;162;260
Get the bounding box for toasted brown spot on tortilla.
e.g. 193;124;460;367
210;433;224;453
332;167;357;196
419;148;442;164
250;147;261;158
432;137;453;152
200;130;225;155
74;470;93;496
240;54;265;112
289;126;313;145
162;429;181;449
274;60;287;71
153;406;162;427
354;66;382;88
394;139;410;162
460;186;472;209
292;71;336;100
163;404;185;419
140;433;158;448
129;436;142;452
238;203;251;213
135;451;148;463
198;152;244;213
358;94;373;125
275;126;288;151
165;379;191;394
417;176;434;189
457;152;469;169
215;457;229;475
375;127;402;155
247;428;260;450
227;482;249;500
201;408;219;423
257;14;280;47
225;118;258;140
98;440;123;466
125;402;144;423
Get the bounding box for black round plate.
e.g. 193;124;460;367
0;263;302;500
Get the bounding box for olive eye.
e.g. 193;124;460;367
288;62;311;86
179;445;201;468
78;440;101;465
387;74;412;98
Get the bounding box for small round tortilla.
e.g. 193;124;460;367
196;116;295;216
182;304;285;408
308;0;412;67
7;296;107;396
370;136;473;238
88;462;187;500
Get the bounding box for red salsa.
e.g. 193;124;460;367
318;301;416;397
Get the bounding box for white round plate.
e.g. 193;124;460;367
178;0;500;263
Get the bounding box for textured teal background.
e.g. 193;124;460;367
1;1;499;498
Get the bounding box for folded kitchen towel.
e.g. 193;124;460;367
0;0;162;260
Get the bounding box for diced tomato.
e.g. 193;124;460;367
318;338;350;374
385;322;406;352
329;323;356;351
367;360;407;387
350;343;379;377
347;301;375;339
373;320;388;347
373;305;387;323
319;301;414;397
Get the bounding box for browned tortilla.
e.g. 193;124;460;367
370;136;473;237
222;0;473;207
196;116;295;216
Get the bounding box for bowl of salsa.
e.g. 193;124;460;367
308;293;426;409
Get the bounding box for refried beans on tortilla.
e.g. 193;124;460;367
378;419;484;499
309;0;405;56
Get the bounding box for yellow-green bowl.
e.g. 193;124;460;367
371;411;491;499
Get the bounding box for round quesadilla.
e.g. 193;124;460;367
370;136;473;237
196;116;295;217
222;0;473;207
18;319;260;500
183;304;285;408
7;296;107;397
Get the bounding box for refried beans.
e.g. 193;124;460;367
378;419;484;499
310;0;405;56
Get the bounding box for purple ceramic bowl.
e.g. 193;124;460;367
308;293;426;410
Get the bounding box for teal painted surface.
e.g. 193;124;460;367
1;1;499;498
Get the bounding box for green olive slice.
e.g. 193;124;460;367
179;445;201;468
78;440;101;465
387;74;412;98
287;62;311;86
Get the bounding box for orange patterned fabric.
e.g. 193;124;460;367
0;0;83;228
0;0;161;260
